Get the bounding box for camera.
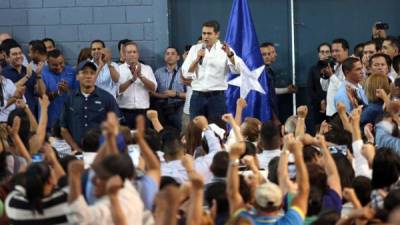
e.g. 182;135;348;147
375;22;389;30
317;57;336;79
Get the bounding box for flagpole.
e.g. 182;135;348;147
289;0;296;115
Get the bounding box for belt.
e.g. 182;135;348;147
193;90;225;97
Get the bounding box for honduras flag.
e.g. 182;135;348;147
225;0;271;121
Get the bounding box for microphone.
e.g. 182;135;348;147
199;43;206;65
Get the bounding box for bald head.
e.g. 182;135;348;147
0;33;12;44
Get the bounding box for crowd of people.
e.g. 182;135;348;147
0;19;399;225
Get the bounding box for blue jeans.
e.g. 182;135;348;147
190;91;226;124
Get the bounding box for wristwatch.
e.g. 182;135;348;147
229;159;240;166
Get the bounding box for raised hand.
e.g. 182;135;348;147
336;102;347;115
221;113;235;124
68;160;85;175
146;110;158;121
297;105;308;119
236;97;247;109
39;94;50;109
193;116;208;130
135;115;146;141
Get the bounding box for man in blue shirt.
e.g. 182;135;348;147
38;49;77;130
90;40;120;98
334;57;368;113
152;47;186;131
60;60;120;151
2;42;38;115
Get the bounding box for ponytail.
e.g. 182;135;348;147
24;163;50;214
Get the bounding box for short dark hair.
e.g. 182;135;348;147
165;46;179;55
341;57;360;76
204;182;229;215
369;53;392;68
353;42;364;58
385;36;400;51
81;128;101;152
352;176;371;206
202;20;220;33
47;49;63;59
30;40;47;55
42;38;55;47
51;120;62;138
371;147;400;189
90;39;105;48
332;38;349;50
117;39;132;51
260;42;274;48
364;40;377;50
393;55;400;74
210;151;229;177
1;39;21;56
317;42;331;52
260;121;280;149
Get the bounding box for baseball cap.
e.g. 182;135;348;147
255;182;283;209
77;60;97;72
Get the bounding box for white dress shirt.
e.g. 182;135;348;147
181;40;240;91
326;63;345;116
0;77;18;122
160;159;188;184
117;63;157;109
68;180;144;225
257;149;281;171
352;140;371;178
389;66;398;83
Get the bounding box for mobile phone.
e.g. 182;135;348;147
32;153;44;162
75;152;83;160
288;163;296;180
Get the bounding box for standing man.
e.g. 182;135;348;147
152;47;186;131
182;20;240;123
362;40;377;75
90;40;120;98
60;60;120;151
326;38;349;117
308;43;331;131
2;42;38;114
117;42;157;129
260;42;296;124
382;36;399;81
334;57;367;113
38;49;77;130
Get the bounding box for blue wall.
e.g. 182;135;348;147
0;0;169;67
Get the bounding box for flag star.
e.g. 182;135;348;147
228;61;266;98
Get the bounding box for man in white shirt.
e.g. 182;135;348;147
326;38;349;116
181;20;240;123
90;40;120;98
117;42;157;129
0;75;24;122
